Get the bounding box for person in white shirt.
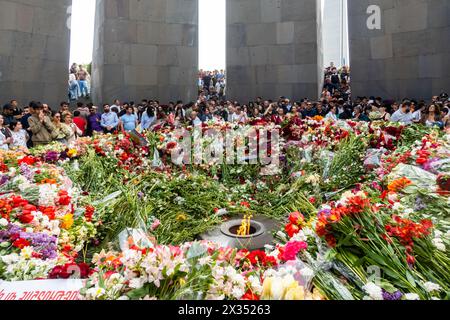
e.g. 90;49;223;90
231;106;248;123
111;99;121;111
411;103;424;123
325;105;338;121
9;121;29;151
190;111;202;126
391;103;414;124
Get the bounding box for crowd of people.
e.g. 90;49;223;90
198;70;226;99
68;63;91;101
1;90;449;152
1;65;449;151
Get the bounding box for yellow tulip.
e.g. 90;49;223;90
261;277;273;300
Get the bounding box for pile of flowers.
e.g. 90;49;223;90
0;151;98;281
1;118;449;301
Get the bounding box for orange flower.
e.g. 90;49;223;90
60;214;74;230
388;177;412;192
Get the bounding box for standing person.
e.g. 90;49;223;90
87;106;103;136
21;105;33;148
61;113;82;145
8;121;29;152
42;104;52;117
119;106;138;132
73;111;87;136
51;112;70;144
141;106;156;131
377;105;391;121
76;102;90;120
68;72;80;101
77;65;90;98
70;63;79;75
353;106;370;122
28;102;54;146
2;104;15;125
10;100;22;120
203;72;212;93
111;99;121;111
391;102;413;125
0;115;12;150
101;104;119;134
421;104;443;129
231;106;248;123
59;102;70;115
325;105;338;121
190;111;202;127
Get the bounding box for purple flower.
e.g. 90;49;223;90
414;197;427;211
20;163;35;181
19;231;58;260
44;151;59;163
0;175;9;186
382;289;403;300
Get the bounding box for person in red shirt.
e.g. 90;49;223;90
73;111;87;136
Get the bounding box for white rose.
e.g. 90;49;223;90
0;218;8;227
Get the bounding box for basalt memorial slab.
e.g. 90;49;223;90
0;0;71;107
226;0;324;102
348;0;450;101
92;0;198;104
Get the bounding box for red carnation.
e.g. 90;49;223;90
12;238;30;249
285;223;300;238
288;211;304;226
241;290;260;300
19;214;34;224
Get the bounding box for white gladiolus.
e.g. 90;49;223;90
424;282;441;293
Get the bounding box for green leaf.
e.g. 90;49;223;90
406;271;417;288
127;286;149;300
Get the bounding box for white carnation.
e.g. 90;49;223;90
362;282;383;300
0;218;8;227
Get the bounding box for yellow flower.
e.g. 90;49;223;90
60;214;74;230
20;246;34;259
176;213;188;222
284;285;305;300
67;149;77;157
261;277;273;300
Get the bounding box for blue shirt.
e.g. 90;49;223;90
120;114;137;131
141;112;156;130
101;112;119;129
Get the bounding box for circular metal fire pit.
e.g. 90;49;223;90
198;215;280;251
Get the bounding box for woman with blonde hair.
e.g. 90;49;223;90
61;113;82;146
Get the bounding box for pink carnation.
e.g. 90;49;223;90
282;241;308;261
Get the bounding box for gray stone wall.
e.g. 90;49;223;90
92;0;198;105
348;0;450;101
226;0;324;102
0;0;71;108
